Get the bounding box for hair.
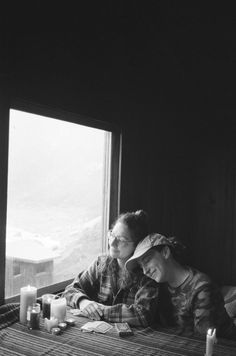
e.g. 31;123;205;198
112;209;149;245
153;236;187;264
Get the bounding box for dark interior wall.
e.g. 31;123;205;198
190;115;236;285
1;3;236;286
144;113;236;285
115;108;236;286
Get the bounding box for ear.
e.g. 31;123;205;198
161;245;171;259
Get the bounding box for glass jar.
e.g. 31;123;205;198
27;303;41;330
42;294;55;319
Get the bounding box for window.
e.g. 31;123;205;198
4;107;120;301
13;260;21;276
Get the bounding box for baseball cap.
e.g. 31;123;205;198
125;233;172;271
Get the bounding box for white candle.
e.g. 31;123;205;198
44;317;59;332
206;328;217;356
20;285;37;324
50;297;66;323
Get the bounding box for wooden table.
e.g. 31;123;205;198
1;311;236;356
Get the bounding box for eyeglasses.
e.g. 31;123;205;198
108;230;134;245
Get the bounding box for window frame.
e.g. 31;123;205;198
1;99;121;304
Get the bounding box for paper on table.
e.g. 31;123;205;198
81;321;113;334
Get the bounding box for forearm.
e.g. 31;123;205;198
193;285;225;335
62;283;91;308
102;303;151;327
62;261;99;308
102;276;159;327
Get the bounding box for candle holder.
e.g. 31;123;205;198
65;318;76;326
44;316;59;332
51;327;61;335
20;285;37;324
42;294;55;319
58;322;67;330
27;303;41;330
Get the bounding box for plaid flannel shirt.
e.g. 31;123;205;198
63;255;159;327
157;268;236;339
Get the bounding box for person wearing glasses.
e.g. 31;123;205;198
62;210;159;326
125;233;236;339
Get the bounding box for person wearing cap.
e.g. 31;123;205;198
62;210;159;327
125;233;236;339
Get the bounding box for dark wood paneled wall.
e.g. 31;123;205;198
141;115;236;285
190;116;236;284
1;4;236;287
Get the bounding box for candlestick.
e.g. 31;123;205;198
50;297;66;323
42;294;55;319
205;328;217;356
44;317;59;332
20;285;37;324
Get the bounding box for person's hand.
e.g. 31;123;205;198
79;299;104;320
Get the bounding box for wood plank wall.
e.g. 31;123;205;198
119;115;236;286
2;14;236;290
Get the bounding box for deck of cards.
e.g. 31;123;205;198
115;322;133;336
80;321;113;334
